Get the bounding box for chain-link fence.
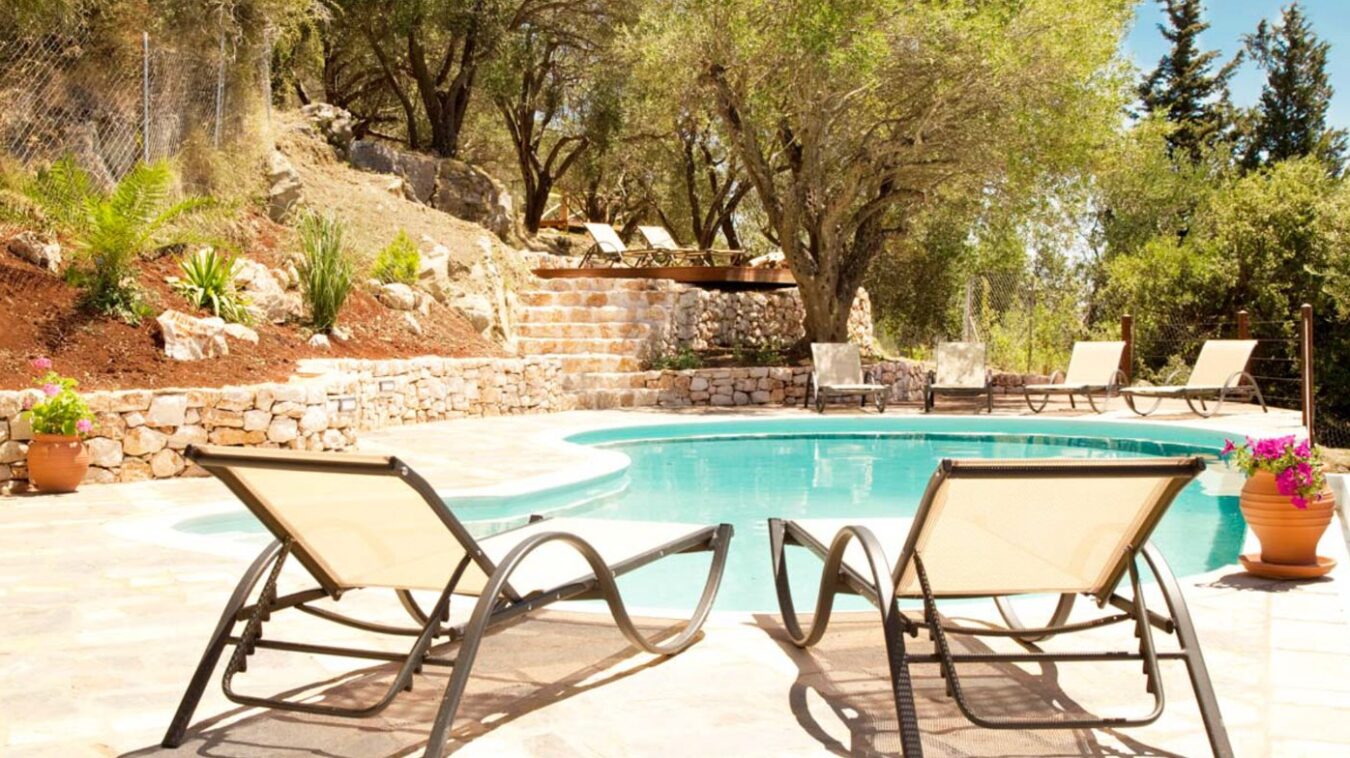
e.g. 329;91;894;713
0;30;270;187
960;266;1091;375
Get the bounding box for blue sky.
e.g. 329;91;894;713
1126;0;1350;129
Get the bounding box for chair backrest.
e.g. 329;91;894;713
186;446;503;597
638;225;681;250
1187;339;1257;387
584;223;628;254
934;342;987;387
893;457;1205;601
1062;341;1126;386
812;343;864;386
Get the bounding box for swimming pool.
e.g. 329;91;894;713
176;417;1246;612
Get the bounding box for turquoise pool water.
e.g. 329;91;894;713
176;418;1245;612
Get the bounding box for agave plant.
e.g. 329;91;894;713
23;157;210;323
173;247;253;325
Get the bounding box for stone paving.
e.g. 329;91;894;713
2;402;1348;757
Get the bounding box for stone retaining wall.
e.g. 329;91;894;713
616;359;930;408
0;356;566;491
663;287;875;353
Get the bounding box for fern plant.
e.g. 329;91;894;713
371;229;420;285
22;157;210;324
296;212;354;333
173;248;253;325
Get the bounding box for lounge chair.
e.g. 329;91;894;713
637;225;749;266
1023;340;1127;413
923;342;993;413
579;222;656;267
807;342;888;413
1120;339;1267;418
767;456;1232;757
162;445;733;757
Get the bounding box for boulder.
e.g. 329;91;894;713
300;103;355;157
452;293;495;336
236;258;301;324
308;334;331;350
223;323;259;344
349;139;438;204
146;395;188;428
378;282;418;311
122;426;168;456
86;437;123;468
330;325;352;343
431;158;515;240
157;310;228;361
150;449;185;478
403;312;423;336
6;231;62;272
265;150;303;222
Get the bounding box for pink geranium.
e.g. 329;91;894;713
1222;436;1325;510
30;356;52;372
75;418;93;434
42;383;60;397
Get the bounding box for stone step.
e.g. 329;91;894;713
516;321;652;339
555;354;643;373
516;305;671;324
575;388;662;410
565;371;662;391
532;277;677;292
518;337;647;356
518;289;678;308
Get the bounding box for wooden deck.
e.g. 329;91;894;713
531;265;796;290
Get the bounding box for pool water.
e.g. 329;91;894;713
176;420;1244;613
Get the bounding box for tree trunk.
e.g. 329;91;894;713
798;275;855;343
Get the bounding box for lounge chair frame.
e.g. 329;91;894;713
806;343;888;413
162;446;732;757
1023;368;1128;414
1122;368;1268;418
637;225;751;267
767;458;1232;758
579;223;658;267
922;342;993;414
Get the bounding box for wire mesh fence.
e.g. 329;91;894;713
960;266;1090;375
0;30;269;187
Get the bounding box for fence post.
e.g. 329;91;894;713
214;28;226;148
1237;309;1249;340
1120;314;1133;383
142;32;150;163
1301;304;1315;442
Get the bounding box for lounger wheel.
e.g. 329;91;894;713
993;593;1077;643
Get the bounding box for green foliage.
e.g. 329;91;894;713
370;230;420;285
648;347;702;371
296;212;355;333
732;339;785;367
173;248;254;325
21;361;93;437
1137;0;1238;161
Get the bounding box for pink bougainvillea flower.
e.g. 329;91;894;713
1221;439;1236;456
30;356;52;372
1291;495;1308;510
1296;439;1312;458
42;383;60;397
1275;468;1298;497
75;418;93;434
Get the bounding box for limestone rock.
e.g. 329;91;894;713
300;103;354;157
308;334;331;350
150;449;185;478
349;139;438;203
223;323;259;344
146;395;187;428
267;417;299;443
157;310;228;361
452;293;494;335
7;231;61;272
122;426;168;456
299;406;328;434
403;312;423;336
265;150;303;222
86;437;123;468
431;158;515;240
378;283;418;311
0;440;24;464
330;325;352;343
167;425;208;450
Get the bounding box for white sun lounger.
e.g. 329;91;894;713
923;341;993;413
808;343;888;413
1120;339;1267;417
1023;340;1127;413
579;222;657;267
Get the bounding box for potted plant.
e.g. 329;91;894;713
21;357;94;493
1223;435;1337;579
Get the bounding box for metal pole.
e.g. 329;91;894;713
142;32;150;163
1120;314;1133;383
215;28;226;148
1301;304;1315;442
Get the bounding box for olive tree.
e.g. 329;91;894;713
641;0;1129;341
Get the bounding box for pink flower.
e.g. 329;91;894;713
1296;439;1312;458
1275;468;1298;497
1221;439;1236;456
21;395;34;410
42;383;60;397
30;357;52;372
1291;495;1308;510
75;418;93;434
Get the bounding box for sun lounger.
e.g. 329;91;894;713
923;342;993;413
807;343;888;413
637;225;749;266
161;445;733;757
1023;340;1127;413
767;456;1231;757
1120;339;1267;417
579;222;657;267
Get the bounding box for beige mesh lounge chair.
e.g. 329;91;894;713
579;222;656;267
1023;340;1127;413
923;341;993;413
1120;339;1267;418
768;456;1232;757
162;446;732;757
808;343;888;413
637;225;749;266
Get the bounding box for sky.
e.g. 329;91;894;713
1125;0;1350;129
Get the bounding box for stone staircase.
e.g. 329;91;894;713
514;277;678;408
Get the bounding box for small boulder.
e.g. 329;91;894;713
6;231;62;272
157;310;228;361
308;334;331;350
452;293;495;335
378;282;418;311
403;312;423;336
223;323;259;344
265;150;303;222
300;103;355;157
330;325;352;343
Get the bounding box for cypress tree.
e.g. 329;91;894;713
1138;0;1238;161
1242;2;1346;172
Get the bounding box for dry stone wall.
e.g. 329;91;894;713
0;356;567;492
665;287;876;353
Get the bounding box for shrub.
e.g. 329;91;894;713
173;247;253;325
296;212;355;333
648;347;702;370
371;230;420;285
21;357;93;437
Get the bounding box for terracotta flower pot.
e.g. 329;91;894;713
1238;470;1336;575
26;434;90;494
